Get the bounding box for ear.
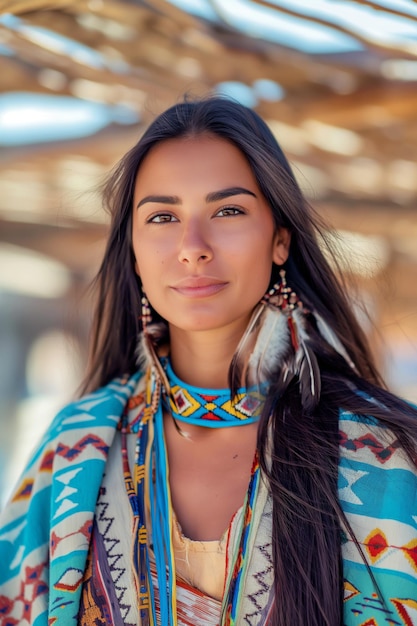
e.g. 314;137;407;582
272;227;291;265
134;259;140;277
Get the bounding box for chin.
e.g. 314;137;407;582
173;321;225;333
169;312;253;335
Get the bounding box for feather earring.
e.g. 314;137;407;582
230;270;297;393
292;307;321;413
229;301;266;396
238;269;356;413
136;292;170;394
235;270;322;413
246;305;292;389
136;293;191;438
266;270;321;412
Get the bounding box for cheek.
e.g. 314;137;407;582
131;237;149;283
134;256;140;277
133;244;166;300
234;233;274;267
132;231;154;275
132;240;141;277
243;239;275;289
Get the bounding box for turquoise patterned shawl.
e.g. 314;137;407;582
0;371;416;626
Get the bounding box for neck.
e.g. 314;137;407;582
168;323;247;388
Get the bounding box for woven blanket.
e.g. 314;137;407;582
1;372;417;626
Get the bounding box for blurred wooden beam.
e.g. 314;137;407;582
350;0;417;23
251;0;417;59
0;0;75;12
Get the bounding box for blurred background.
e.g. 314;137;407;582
0;0;416;507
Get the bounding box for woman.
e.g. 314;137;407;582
1;96;417;626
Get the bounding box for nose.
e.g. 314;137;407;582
178;219;213;265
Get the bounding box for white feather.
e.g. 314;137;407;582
247;305;291;386
314;312;357;371
292;308;321;409
135;322;170;393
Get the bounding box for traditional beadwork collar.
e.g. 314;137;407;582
162;357;264;428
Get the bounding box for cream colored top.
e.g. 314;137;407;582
172;510;230;601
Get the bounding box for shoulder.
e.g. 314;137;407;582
338;418;417;509
0;370;145;617
20;370;145;477
47;371;143;437
338;404;417;479
338;404;417;595
1;370;144;524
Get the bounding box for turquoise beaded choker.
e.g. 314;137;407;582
162;358;264;427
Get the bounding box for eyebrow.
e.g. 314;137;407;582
206;186;257;202
136;186;257;209
136;194;179;209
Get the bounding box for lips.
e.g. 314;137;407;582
171;276;228;298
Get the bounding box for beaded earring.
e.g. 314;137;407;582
262;268;301;313
141;293;152;332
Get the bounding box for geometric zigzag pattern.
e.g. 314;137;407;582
55;434;109;461
242;541;274;625
96;492;136;625
0;371;141;626
170;386;264;423
339;430;401;464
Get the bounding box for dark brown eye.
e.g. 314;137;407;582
216;206;244;217
147;213;178;223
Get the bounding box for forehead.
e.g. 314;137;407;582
134;134;258;190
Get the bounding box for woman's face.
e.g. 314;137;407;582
132;134;290;336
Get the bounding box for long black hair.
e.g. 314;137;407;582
82;96;417;625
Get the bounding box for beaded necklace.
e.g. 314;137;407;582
163;357;264;428
122;360;263;626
